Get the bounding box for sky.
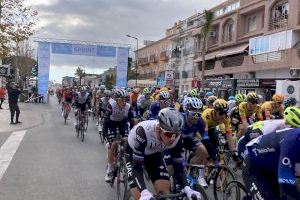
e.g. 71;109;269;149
29;0;224;83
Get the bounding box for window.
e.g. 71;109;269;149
223;20;234;42
248;16;257;32
272;1;289;18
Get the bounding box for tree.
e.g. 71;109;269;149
127;57;137;80
104;74;115;90
75;67;85;85
0;0;37;58
200;10;214;91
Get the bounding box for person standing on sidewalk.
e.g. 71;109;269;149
7;82;21;124
0;86;6;109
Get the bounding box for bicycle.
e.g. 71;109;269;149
76;109;88;142
98;118;107;144
62;101;71;125
223;180;252;200
125;190;199;200
107;128;129;200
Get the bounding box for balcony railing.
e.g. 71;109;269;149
221;54;244;68
149;54;158;63
252;50;287;64
268;14;288;30
160;51;168;61
138;57;149;66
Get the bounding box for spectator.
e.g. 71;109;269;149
0;86;6;109
7;82;21;124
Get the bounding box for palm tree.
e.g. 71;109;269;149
200;10;214;91
75;67;85;85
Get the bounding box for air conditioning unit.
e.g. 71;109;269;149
209;31;216;37
290;68;300;77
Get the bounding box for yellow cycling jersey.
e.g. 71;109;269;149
238;102;262;123
260;101;284;119
201;109;232;133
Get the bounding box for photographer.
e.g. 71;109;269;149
7;82;21;124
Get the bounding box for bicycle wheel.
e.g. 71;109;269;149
213;166;236;200
223;180;251;200
84;113;89;132
194;184;209;200
80;122;85;142
117;160;128;200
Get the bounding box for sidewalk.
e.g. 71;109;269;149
0;101;44;133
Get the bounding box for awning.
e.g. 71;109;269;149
194;51;218;62
216;44;248;58
192;28;201;36
194;43;248;62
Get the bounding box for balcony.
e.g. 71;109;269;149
252;50;287;64
149;54;158;63
138;57;149;66
223;33;233;43
221;54;244;68
160;51;168;61
268;14;288;31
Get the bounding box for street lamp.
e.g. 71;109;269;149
126;34;138;87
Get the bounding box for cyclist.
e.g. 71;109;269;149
126;108;202;200
74;87;91;128
284;97;298;109
137;87;153;118
238;107;300;159
98;90;112;138
227;96;236;113
105;88;133;182
203;95;217;110
130;88;140;117
181;97;210;187
230;93;246;138
148;90;171;119
201;99;238;162
205;91;214;98
62;87;73;118
238;92;263;138
242;127;300;199
260;94;284;120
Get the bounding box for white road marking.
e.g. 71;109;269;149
0;130;27;180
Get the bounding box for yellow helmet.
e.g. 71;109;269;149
213;99;229;113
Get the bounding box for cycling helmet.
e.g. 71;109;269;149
272;94;284;102
157;107;184;132
198;91;205;98
286;97;297;106
189;89;198;97
246;93;259;103
213;99;229;113
114;89;127;98
284;107;300;128
104;90;111;96
182;90;188;96
235;94;245;103
159;91;170;99
206;92;214;97
186;97;203;110
143;87;151;94
257;94;264;102
99;85;106;90
228;96;235;101
207;96;217;104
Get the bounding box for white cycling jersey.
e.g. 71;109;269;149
77;92;89;104
128;120;181;155
109;100;130;121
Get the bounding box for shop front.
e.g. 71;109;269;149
203;79;236;99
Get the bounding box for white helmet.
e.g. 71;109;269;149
99;85;106;90
114;89;127;98
158;108;183;132
186;97;203;110
159;91;170;99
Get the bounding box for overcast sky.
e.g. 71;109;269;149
30;0;223;83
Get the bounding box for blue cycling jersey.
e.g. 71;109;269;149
181;113;208;140
148;102;160;119
245;128;300;199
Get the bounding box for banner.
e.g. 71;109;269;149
116;47;129;88
51;43;116;57
38;42;51;102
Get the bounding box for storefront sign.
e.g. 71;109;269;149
236;79;259;88
259;79;276;88
204;79;235;89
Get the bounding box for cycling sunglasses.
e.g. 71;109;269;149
188;111;201;118
249;100;259;104
161;128;181;138
116;98;126;102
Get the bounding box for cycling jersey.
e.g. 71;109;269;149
76;92;90;104
237;119;287;159
238;102;263;123
148;102;161;119
243;128;300;199
107;100;131;122
201;109;232;133
260;101;284;120
181;113;208;140
127;120;187;191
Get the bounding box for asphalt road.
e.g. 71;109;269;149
0;96;242;200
